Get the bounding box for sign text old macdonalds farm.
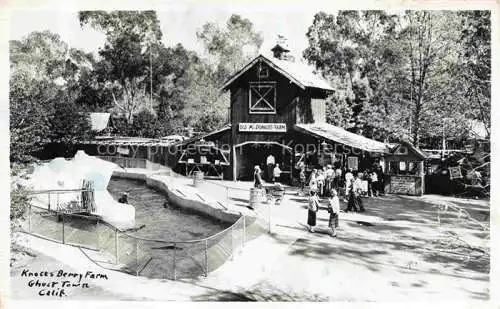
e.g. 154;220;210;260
238;123;287;132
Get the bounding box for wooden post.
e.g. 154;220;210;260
28;205;31;233
173;245;177;280
232;145;237;181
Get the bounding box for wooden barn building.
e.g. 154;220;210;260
176;43;393;184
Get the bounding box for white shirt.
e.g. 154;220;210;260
273;166;282;177
335;168;342;177
345;172;353;183
352;178;363;192
326;168;334;178
329;196;340;213
370;172;378;182
266;155;275;165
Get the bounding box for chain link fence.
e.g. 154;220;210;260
23;204;266;280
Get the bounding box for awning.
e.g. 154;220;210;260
294;123;390;153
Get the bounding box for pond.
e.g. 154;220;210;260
107;177;232;241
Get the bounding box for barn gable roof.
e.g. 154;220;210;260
221;55;334;92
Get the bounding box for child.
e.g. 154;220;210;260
328;189;340;237
307;190;319;232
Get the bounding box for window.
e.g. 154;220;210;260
257;66;269;78
249;82;276;114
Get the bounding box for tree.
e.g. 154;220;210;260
399;11;462;146
79;11;163;127
457;10;491;138
10;31;93;162
184;14;263;133
197;14;264;83
304;11;400;137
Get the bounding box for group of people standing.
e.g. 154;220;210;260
253;154;283;188
301;164;385;200
254;155;283;188
304;163;386;237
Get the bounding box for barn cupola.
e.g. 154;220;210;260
271;35;291;60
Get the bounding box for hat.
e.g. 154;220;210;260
254;165;261;171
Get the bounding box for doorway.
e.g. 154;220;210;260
234;142;292;183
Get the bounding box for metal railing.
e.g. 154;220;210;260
27;188;95;213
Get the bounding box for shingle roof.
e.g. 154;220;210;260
294;123;390;153
221;55;334;92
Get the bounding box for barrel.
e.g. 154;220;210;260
249;187;266;209
193;171;204;187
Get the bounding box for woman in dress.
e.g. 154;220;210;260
307;190;319;232
328;189;340;237
254;165;263;188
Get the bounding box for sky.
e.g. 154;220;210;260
9;6;331;59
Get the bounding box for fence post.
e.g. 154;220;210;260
28;205;32;233
115;228;119;264
268;203;271;234
230;226;234;260
96;220;100;251
62;214;65;244
48;192;51;211
242;216;246;247
173;244;177;281
135;241;139;276
204;239;208;277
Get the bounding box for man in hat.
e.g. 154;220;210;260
266;154;276;182
118;192;129;204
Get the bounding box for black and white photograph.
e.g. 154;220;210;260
2;1;496;305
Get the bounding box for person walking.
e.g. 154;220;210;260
307;190;319;232
327;189;340;237
365;169;373;197
376;165;385;196
254;165;263;188
370;169;379;197
317;170;325;197
354;172;365;212
273;163;282;184
344;169;353;202
266;154;275;182
325;164;334;196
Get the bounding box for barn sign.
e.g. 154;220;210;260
239;123;287;132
